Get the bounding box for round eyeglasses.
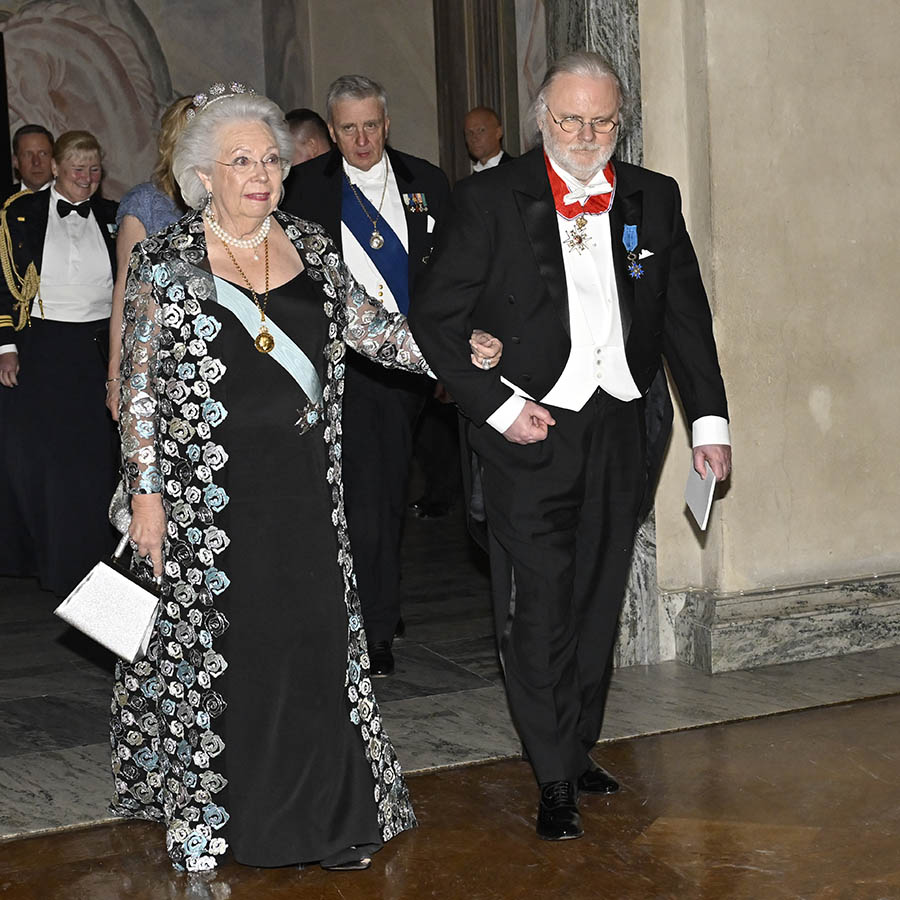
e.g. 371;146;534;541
544;104;619;135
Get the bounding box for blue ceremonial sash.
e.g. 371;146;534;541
341;176;410;313
211;275;323;406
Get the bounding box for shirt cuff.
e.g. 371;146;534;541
0;343;17;355
487;395;527;434
692;416;731;447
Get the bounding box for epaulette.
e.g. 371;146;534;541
2;187;31;210
0;189;39;330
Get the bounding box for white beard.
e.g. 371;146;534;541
540;121;617;183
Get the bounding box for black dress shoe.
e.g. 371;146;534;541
319;845;373;871
536;781;583;841
321;857;371;871
577;762;620;795
369;641;394;676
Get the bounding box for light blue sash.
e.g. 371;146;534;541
211;275;323;406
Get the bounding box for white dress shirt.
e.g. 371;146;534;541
472;151;504;173
1;184;114;355
486;157;730;448
340;155;408;313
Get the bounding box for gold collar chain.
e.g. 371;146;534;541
345;162;389;250
221;238;274;353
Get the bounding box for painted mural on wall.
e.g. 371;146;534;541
1;0;171;198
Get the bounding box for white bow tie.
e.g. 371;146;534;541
562;182;613;206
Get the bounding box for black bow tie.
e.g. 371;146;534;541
57;199;90;219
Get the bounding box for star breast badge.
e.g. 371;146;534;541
564;215;593;253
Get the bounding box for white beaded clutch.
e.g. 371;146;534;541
54;534;160;663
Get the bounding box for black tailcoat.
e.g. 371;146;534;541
282;147;450;644
410;146;729;783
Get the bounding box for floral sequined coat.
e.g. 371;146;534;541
109;207;426;871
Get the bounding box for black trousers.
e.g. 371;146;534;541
412;395;462;507
341;353;428;643
470;390;646;784
0;318;118;595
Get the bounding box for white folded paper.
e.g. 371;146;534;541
685;460;717;530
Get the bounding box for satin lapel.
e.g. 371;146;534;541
513;152;569;337
90;197;117;277
609;178;642;343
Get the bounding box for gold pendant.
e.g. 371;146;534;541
255;325;275;354
369;230;384;250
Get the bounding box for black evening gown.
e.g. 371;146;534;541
213;271;382;867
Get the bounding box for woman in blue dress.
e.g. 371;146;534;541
106;96;192;419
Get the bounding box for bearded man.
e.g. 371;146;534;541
410;52;731;841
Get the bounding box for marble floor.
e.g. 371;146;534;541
5;696;900;899
3;507;900;841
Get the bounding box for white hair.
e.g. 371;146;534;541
325;74;388;124
527;51;630;141
173;92;293;209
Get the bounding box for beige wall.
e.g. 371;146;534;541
307;0;440;165
640;0;900;593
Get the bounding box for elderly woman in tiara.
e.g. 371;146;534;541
109;82;501;873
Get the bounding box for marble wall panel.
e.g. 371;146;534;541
676;576;900;674
545;0;642;165
514;0;547;150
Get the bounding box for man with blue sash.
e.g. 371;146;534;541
283;75;450;676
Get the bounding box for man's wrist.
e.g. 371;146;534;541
487;395;527;434
691;415;730;448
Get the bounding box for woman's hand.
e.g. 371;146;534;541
129;493;166;577
105;378;120;420
469;329;503;370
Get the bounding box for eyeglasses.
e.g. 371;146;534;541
544;104;619;135
215;154;286;172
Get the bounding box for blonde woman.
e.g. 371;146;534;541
0;131;118;594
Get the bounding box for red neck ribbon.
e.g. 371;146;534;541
545;152;616;219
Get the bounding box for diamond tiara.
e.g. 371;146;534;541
186;82;256;120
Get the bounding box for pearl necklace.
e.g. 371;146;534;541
205;211;271;260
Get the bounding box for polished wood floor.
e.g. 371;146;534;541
3;694;900;899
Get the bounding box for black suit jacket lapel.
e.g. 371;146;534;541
29;190;51;274
386;148;424;276
513;148;569;337
609;168;642;343
320;149;345;252
89;196;117;277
